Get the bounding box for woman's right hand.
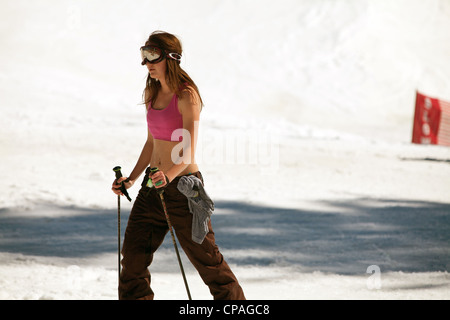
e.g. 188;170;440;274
112;177;134;196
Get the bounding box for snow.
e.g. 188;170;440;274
1;0;450;300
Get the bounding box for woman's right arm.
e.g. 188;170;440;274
112;129;153;194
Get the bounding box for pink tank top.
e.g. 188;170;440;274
147;94;183;141
147;94;183;142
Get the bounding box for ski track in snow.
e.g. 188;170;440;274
1;0;450;299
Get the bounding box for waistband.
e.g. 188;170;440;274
141;167;203;189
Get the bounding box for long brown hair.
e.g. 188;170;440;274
142;31;203;109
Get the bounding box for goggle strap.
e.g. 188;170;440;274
167;52;182;62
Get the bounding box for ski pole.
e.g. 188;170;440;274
147;167;192;300
158;189;192;300
116;188;120;298
113;166;131;299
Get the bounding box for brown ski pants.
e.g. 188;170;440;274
118;171;245;300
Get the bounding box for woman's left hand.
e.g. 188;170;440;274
151;170;170;189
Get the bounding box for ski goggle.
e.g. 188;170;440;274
140;45;182;65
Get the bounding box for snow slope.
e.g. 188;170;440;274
1;0;450;300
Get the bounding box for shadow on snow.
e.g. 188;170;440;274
0;198;449;274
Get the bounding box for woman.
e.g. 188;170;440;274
112;31;245;300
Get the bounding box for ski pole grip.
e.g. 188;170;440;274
113;166;132;202
113;166;123;180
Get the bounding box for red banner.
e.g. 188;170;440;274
412;91;450;146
